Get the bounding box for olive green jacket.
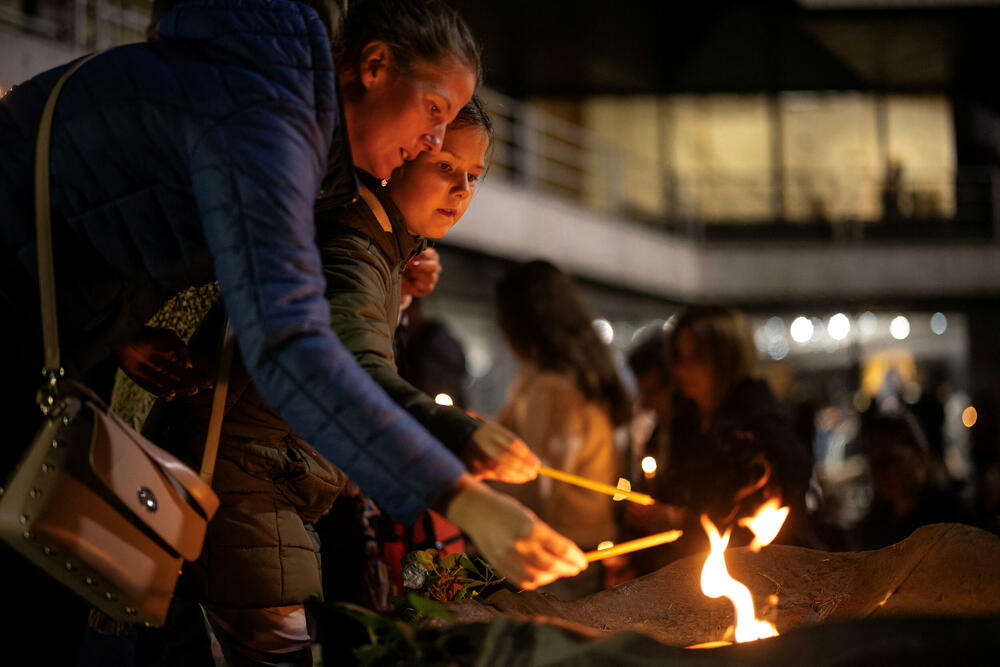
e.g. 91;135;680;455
315;173;481;456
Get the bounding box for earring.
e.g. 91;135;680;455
381;178;389;187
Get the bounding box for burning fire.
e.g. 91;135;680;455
738;499;790;552
695;500;789;645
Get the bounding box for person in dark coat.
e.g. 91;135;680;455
0;0;582;660
626;306;816;566
855;411;977;550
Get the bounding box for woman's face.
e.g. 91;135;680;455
672;329;716;413
346;47;476;180
389;125;489;238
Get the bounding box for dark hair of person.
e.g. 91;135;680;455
861;411;930;454
333;0;481;82
627;327;667;378
495;261;632;426
448;93;496;172
667;305;756;412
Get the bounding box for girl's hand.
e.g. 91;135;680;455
464;420;540;484
116;326;212;400
443;475;587;589
402;247;442;298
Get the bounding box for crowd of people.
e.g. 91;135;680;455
0;0;994;664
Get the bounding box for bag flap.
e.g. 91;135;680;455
117;412;220;520
88;407;217;561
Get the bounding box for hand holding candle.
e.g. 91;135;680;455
465;420;541;484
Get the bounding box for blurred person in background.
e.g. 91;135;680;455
606;328;678;582
492;260;632;599
855;411;977;550
628;306;817;564
397;297;470;410
627;328;673;484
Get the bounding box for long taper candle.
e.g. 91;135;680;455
537;466;655;505
584;530;683;562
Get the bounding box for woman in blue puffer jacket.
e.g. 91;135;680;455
0;0;585;660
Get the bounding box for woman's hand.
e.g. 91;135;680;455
116;326;212;400
401;247;442;298
444;475;587;589
464;420;540;484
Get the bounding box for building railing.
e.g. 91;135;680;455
5;1;999;242
480;88;1000;242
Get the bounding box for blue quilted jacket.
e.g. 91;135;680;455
0;0;465;522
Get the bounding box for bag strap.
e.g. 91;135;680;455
357;183;394;233
34;52;104;392
33;52;231;483
200;317;233;485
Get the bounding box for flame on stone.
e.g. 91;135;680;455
737;498;790;552
699;514;779;643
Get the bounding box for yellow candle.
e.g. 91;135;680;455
583;530;683;562
537;466;655;505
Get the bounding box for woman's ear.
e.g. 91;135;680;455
358;41;393;90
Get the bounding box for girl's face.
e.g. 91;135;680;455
389;125;489;238
672;329;716;414
346;46;476;180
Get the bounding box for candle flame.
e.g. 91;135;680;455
737;498;790;552
699;514;779;643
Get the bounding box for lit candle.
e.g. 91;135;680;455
538;466;655;505
583;530;682;562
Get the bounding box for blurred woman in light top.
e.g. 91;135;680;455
493;260;632;599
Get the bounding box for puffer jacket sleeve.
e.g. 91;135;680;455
188;108;465;524
320;231;481;456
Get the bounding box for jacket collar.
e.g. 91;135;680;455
324;171;425;265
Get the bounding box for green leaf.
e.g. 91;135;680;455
458;554;481;577
440;552;461;571
412;549;436;569
406;592;455;621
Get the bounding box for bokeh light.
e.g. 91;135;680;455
859;311;878;336
765;316;786;336
434;393;454;406
641;456;658;474
593;318;614;344
767;336;790;360
930;312;948;335
962;406;978;428
790;316;813;343
889;315;910;340
827;313;851;341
